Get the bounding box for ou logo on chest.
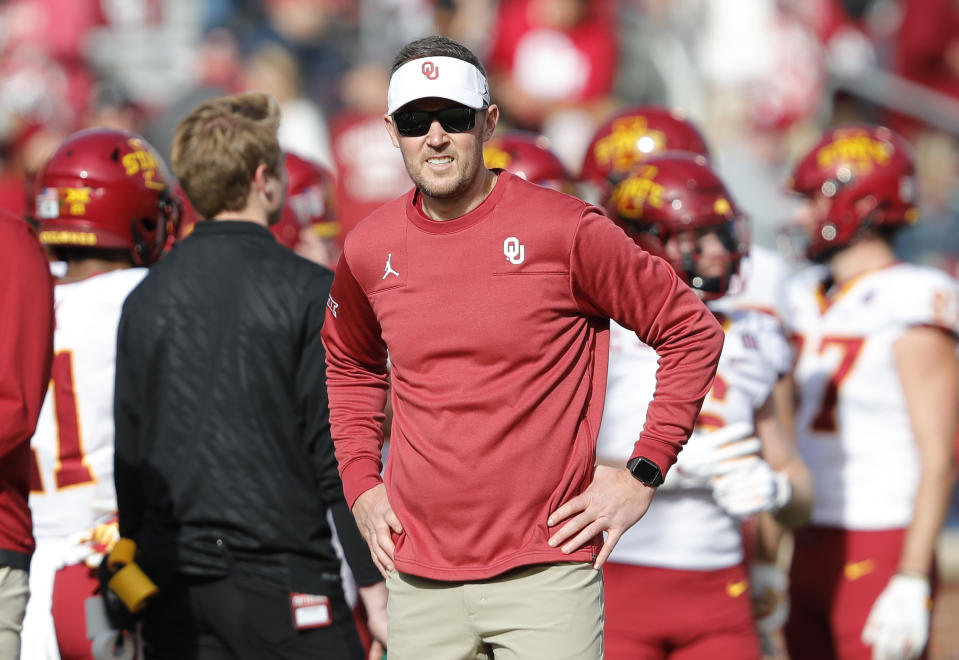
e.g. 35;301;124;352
504;237;525;265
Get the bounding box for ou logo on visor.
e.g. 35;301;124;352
504;237;525;265
422;61;438;79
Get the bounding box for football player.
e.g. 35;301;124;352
581;104;790;315
596;152;813;659
20;128;177;660
581;105;800;651
782;125;959;660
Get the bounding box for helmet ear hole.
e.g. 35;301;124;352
131;217;160;266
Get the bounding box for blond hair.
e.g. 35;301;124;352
171;92;282;219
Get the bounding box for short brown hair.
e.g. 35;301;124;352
391;35;485;77
171;92;282;219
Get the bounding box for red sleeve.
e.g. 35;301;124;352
570;208;724;474
0;219;54;460
320;253;390;507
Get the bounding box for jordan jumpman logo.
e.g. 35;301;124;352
382;253;400;279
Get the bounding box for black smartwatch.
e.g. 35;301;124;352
626;457;664;487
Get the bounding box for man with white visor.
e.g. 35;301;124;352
321;35;724;660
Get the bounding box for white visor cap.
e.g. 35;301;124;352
387;57;491;115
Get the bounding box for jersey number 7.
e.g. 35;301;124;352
793;335;865;433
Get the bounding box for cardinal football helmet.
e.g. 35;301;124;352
787;124;917;260
483;131;572;193
33;128;177;266
580;106;711;193
605;152;747;299
270;152;339;250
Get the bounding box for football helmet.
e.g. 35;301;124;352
270;152;339;250
787;124;917;260
605;152;747;300
483;131;572;193
33;128;177;266
580;106;711;191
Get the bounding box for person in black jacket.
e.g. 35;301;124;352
113;91;386;660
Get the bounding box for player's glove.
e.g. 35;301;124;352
861;573;931;660
661;422;760;491
81;518;120;569
711;458;791;518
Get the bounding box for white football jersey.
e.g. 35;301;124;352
711;244;792;322
597;308;787;570
29;268;147;542
785;262;959;529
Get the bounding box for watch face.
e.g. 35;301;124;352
628;457;663;486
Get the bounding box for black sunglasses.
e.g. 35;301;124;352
393;106;478;137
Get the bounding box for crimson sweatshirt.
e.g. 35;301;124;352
321;171;723;580
0;214;53;564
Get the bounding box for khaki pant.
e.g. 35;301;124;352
0;567;28;660
387;562;603;660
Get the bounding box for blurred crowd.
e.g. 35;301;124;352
3;0;959;273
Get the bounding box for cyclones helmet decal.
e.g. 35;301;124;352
606;152;747;299
788;124;917;260
34;128;177;265
581;106;711;190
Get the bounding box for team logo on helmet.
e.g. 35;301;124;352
607;165;665;219
121;138;167;191
592;118;667;174
815;130;892;182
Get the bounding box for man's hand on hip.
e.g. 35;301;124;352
352;484;403;577
547;465;656;569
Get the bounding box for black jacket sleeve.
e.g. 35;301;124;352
114;299;145;540
298;273;381;587
330;500;382;587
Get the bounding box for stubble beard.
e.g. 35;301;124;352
408;156;479;201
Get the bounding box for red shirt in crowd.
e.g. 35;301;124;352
330;111;413;242
487;0;618;104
